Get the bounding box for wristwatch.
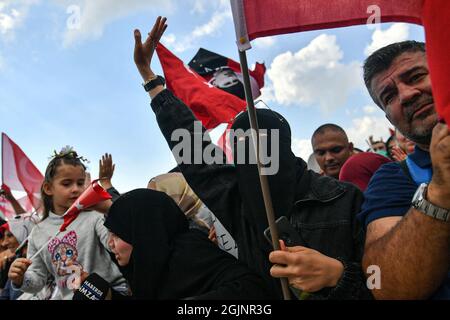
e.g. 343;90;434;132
411;183;450;222
142;75;165;92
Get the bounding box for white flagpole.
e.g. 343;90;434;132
29;230;61;260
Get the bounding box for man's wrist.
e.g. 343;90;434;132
101;181;113;190
427;182;450;209
328;258;345;287
138;66;155;81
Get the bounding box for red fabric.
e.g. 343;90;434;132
2;133;44;211
60;180;111;232
227;58;266;90
339;152;391;191
423;0;450;125
217;123;234;164
156;44;247;129
0;222;10;234
242;0;423;40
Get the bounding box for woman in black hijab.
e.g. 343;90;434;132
104;188;273;299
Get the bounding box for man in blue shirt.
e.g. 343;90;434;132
359;41;450;299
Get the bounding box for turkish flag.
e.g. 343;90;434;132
231;0;423;47
423;0;450;125
156;44;247;129
2;133;44;211
60;180;111;232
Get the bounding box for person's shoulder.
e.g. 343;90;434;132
359;161;416;227
79;210;105;223
368;161;407;182
307;171;363;203
335;179;363;194
309;170;359;192
364;160;416;197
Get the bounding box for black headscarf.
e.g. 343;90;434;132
104;188;188;299
105;188;272;300
230;109;308;241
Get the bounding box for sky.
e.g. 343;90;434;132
0;0;425;194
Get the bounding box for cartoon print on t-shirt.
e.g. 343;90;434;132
48;230;84;289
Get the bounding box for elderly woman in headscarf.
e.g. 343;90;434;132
103;188;273;299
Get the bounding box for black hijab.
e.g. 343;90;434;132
104;188;188;299
230;109;308;239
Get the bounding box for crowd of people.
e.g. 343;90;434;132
0;16;448;300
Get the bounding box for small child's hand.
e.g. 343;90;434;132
8;258;32;287
99;153;115;190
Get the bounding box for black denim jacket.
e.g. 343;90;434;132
150;89;372;300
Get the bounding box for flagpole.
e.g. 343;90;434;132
238;50;291;300
29;231;60;260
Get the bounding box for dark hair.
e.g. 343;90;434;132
41;149;87;220
363;41;426;107
312;123;347;142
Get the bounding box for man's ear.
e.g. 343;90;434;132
42;182;53;196
348;142;354;152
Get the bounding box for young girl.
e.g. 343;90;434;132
8;148;128;300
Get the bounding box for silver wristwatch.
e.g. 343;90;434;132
411;183;450;222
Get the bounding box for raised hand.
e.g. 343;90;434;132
134;16;167;81
1;183;26;214
99;153;115;190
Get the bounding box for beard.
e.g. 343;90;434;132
401;93;437;145
404;111;438;145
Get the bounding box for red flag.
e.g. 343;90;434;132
60;180;111;232
156;44;247;129
231;0;423;50
423;0;450;125
2;133;44;211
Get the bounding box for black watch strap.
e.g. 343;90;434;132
143;75;165;92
